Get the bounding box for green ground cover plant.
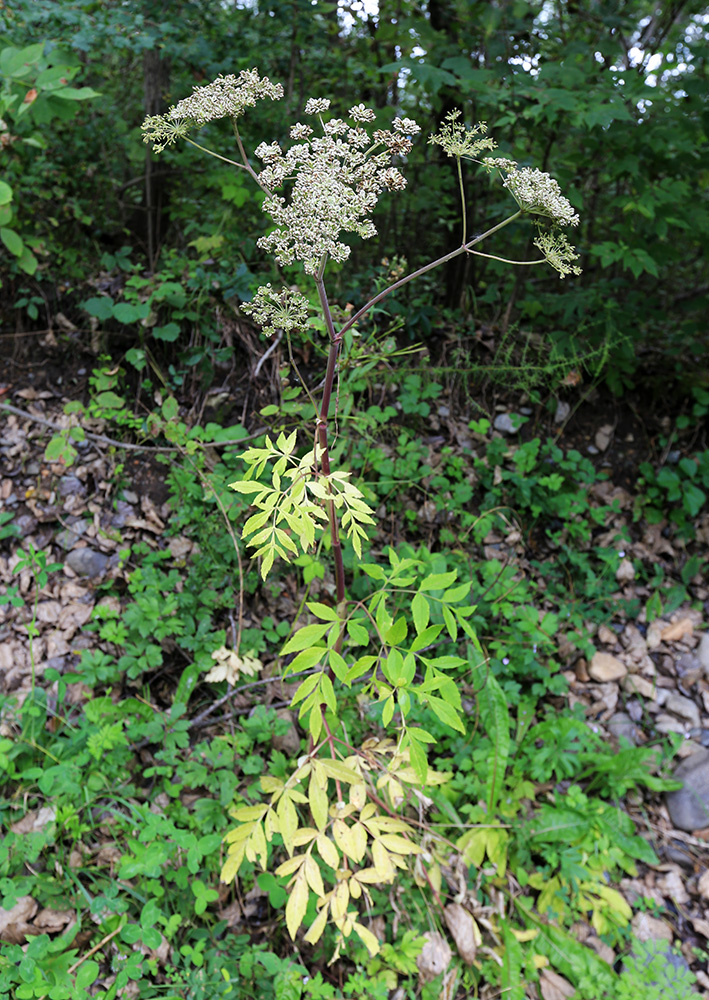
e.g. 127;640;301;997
0;63;701;1000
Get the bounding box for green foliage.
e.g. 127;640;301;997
573;938;697;1000
636;449;709;539
2;6;706;995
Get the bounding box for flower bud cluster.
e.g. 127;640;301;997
241;283;311;338
533;228;582;279
254;104;420;275
429;111;495;160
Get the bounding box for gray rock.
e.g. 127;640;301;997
607;712;638;744
65;548;109;578
665;692;701;729
15;513;38;537
57;475;86;498
676;652;703;688
493;413;522;435
56;520;88;550
698;633;709;677
554;401;570;424
665;748;709;831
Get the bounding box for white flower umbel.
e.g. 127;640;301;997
254;105;418;276
503;167;579;227
142;69;283;151
241;283;311;338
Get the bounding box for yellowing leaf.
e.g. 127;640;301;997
285;871;309;940
304;903;329;946
293;827;318;847
330;879;350;921
277;794;299;856
316;833;340;869
352;921;380;956
320;759;362;785
229;804;268;823
260;775;284;796
304;854;325;897
512;928;539;943
349;782;367;811
220;843;245;883
275;855;306;878
378;834;421;855
309;772;329;831
353;867;385;884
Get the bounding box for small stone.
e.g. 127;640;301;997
665;748;709;831
607;712;638;744
647;620;665;649
575;658;590;682
665;693;701;729
589;652;627;682
595;424;613;451
15;513;38;537
65;548;109;578
621;674;657;700
676;653;703;688
56;520;88;550
554;400;570;424
655;713;688;736
493;413;521;435
662;840;694;869
57;476;86;498
698;634;709;677
597;624;618;646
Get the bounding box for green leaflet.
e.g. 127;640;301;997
478;672;511;814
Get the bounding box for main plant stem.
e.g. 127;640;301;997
314;272;346;611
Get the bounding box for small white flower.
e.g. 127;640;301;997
324;118;349;136
349;103;376;123
379;167;407;191
290;122;313;139
254;140;282;163
304;97;331;115
392;116;420;135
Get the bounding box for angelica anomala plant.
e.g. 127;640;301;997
142;71;581;959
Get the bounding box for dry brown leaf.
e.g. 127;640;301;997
443;902;480;965
656;868;689;904
691;917;709;939
416;931;452;984
0;896;38;943
630;911;673;942
540;968;575;1000
10;806;56;835
33;908;75;932
661;618;694;642
697;870;709;900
